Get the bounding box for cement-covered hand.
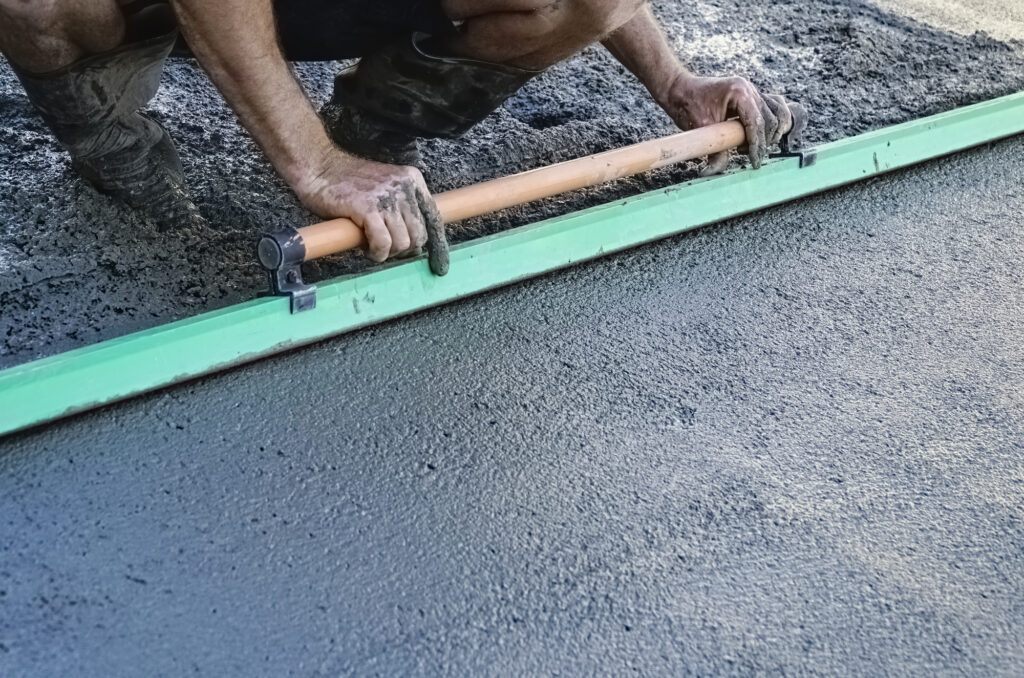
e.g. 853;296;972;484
659;74;793;175
601;6;793;176
170;0;450;274
295;151;449;275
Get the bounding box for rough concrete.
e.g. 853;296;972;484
1;0;1023;368
2;130;1023;676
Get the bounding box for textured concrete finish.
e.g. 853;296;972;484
2;137;1023;676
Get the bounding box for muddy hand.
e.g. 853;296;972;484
659;73;792;176
417;191;448;276
294;150;448;274
395;189;448;275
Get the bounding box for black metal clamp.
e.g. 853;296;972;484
257;226;317;314
770;102;816;168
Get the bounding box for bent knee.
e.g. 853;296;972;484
0;0;64;28
0;0;125;63
0;0;125;42
539;0;646;40
442;0;643;68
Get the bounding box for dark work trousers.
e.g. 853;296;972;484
172;0;456;61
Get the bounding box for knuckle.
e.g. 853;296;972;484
369;224;391;248
728;77;748;93
1;0;57;23
392;230;411;251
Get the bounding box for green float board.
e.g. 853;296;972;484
2;92;1023;437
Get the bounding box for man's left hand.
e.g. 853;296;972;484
657;72;793;175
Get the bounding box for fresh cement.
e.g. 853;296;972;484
1;0;1023;367
1;131;1023;676
2;3;1024;673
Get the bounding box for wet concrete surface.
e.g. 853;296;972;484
1;0;1023;367
2;135;1023;675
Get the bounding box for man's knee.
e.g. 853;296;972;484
447;0;645;41
0;0;65;32
0;0;124;69
531;0;646;42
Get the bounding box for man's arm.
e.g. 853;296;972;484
603;6;791;174
170;0;438;265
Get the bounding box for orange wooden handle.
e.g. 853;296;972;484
300;118;751;262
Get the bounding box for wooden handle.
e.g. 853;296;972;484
300;118;750;262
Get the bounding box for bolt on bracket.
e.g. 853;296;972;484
257;226;317;313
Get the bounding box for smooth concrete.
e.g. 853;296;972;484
2;136;1023;676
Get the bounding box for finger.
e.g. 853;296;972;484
756;92;780;150
739;98;766;169
396;246;425;260
416;189;448;277
399;194;428;250
362;213;392;263
763;94;792;146
787;101;809;139
701;151;731;177
384;210;412;256
728;80;767;169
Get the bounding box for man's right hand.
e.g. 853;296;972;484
295;149;444;268
169;0;449;274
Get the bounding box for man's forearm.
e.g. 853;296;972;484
602;5;687;107
169;0;444;267
170;0;333;189
603;6;788;172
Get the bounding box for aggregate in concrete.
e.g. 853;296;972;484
1;0;1023;368
1;134;1022;676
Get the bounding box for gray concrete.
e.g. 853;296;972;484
2;136;1023;676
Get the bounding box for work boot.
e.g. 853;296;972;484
9;2;202;231
321;32;542;166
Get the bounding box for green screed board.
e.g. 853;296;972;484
2;92;1023;437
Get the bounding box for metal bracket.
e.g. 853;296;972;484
770;103;817;168
257;226;317;313
771;133;818;168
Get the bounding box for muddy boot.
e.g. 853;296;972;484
9;3;202;231
320;32;542;166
